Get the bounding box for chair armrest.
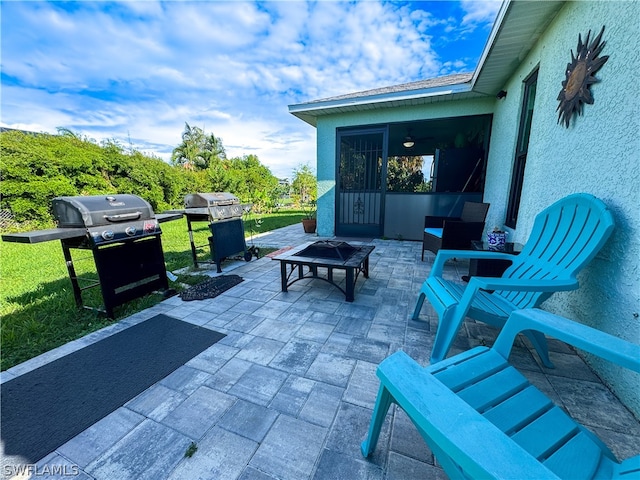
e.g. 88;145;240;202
377;351;560;479
467;276;579;293
425;216;461;228
494;309;640;373
430;250;516;277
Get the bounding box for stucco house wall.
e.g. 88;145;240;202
315;98;494;237
294;0;639;417
483;1;639;414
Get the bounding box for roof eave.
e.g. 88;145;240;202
471;0;565;95
470;0;512;89
288;82;475;127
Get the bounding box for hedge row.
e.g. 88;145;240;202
0;130;279;229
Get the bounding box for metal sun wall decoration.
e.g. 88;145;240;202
557;26;609;128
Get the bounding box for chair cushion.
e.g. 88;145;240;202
425;228;443;238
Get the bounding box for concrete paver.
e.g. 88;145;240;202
3;223;638;479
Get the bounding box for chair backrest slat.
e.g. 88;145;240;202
497;194;614;308
461;202;490;223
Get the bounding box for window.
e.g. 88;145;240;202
506;69;538;228
386;155;434;192
338;133;383;192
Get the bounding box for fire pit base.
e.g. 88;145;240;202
273;241;375;302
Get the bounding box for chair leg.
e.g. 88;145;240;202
412;291;426;320
361;384;394;457
524;329;554;368
430;308;465;364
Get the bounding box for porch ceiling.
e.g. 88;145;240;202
289;0;566;127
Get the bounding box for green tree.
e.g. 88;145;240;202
386;155;430;192
0;130;203;226
206;159;235;193
203;133;226;165
219;155;279;211
0;126;281;228
171;123;206;169
291;164;317;205
171;123;226;170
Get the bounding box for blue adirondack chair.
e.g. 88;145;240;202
412;193;615;367
362;308;640;479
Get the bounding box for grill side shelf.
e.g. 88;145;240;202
2;228;87;244
155;212;184;223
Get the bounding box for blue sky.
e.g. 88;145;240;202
1;1;501;179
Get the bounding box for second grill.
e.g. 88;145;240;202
182;192;253;273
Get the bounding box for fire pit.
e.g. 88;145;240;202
273;240;375;302
1;194;181;318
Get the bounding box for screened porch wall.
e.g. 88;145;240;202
383;192;483;241
314;98;495;238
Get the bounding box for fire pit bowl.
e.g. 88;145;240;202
294;240;358;261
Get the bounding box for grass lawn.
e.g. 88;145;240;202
0;209;305;371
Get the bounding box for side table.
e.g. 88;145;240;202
465;240;523;280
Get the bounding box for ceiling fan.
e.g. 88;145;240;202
402;130;433;148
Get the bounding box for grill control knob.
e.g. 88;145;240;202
125;226;137;236
102;230;114;241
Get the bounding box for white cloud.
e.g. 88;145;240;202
1;1;499;179
460;0;502;26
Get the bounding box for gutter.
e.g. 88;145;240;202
470;0;511;90
288;82;473;116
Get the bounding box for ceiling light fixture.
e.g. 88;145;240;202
403;136;415;148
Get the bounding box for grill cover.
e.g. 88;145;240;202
52;194;155;228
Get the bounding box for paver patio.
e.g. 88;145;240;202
2;224;638;479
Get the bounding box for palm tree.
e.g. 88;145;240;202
203;133;226;165
171;123;226;170
171;123;206;169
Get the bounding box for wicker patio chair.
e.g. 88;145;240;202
421;201;490;261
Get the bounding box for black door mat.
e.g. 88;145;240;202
179;274;244;301
0;314;225;464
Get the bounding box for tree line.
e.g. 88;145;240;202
0;124;314;229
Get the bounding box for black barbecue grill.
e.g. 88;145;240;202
2;194;181;318
180;192;254;272
52;194;159;245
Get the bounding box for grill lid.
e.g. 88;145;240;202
183;192;247;221
52;194;155;228
184;192;239;209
